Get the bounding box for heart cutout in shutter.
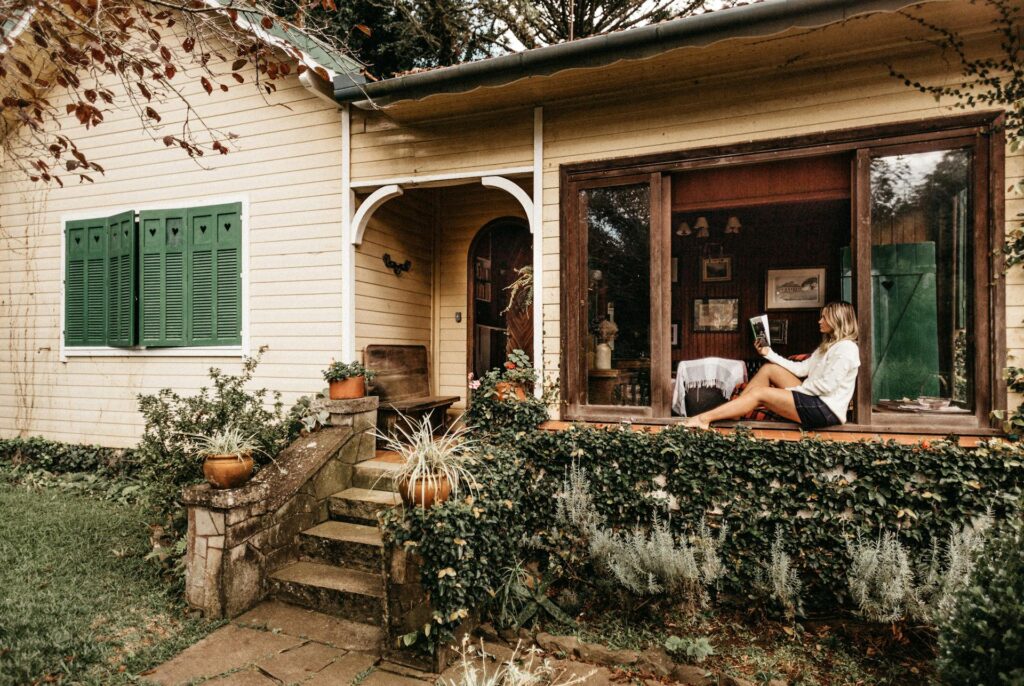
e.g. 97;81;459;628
149;228;157;236
224;222;231;231
74;237;81;244
882;279;895;290
124;229;129;237
200;225;207;234
94;235;100;242
172;227;179;236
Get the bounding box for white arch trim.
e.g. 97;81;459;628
352;184;404;246
481;176;535;233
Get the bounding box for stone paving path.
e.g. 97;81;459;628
143;600;631;686
142;601;436;686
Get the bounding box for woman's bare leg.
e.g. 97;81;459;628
742;363;801;394
683;387;801;429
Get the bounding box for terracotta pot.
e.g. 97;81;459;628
495;381;527;401
329;376;366;399
398;474;451;509
202;453;254;489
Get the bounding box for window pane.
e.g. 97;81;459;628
869;149;973;411
582;183;651;407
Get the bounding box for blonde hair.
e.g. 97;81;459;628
819;301;858;352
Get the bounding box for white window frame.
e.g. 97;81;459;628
59;195;251;361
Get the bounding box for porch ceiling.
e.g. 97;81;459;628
346;0;995;124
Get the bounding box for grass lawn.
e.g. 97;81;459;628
0;482;219;685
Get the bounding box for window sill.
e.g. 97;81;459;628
62;346;244;360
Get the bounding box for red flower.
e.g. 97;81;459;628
505;362;516;370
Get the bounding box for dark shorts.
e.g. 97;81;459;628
792;391;840;429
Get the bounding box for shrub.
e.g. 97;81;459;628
382;445;527;651
464;351;551;435
441;636;593;686
135;349;290;518
590;518;724;607
753;530;803;621
0;436;138;477
938;514;1024;685
664;635;716;663
847;520;990;624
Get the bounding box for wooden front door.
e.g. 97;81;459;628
468;218;532;380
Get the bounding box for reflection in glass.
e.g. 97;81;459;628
582;184;651;406
869;149;972;411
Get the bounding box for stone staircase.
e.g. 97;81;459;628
268;451;404;644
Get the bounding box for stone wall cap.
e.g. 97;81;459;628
325;396;379;414
181;426;355;512
182;480;271;510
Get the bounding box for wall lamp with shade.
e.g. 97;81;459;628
674;215;742;238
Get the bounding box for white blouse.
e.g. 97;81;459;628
764;340;861;423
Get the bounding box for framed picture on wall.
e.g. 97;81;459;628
671;322;679;346
693;298;739;332
765;267;826;310
701;256;732;282
672;258;679;283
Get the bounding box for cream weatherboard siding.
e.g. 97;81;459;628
0;61;347;446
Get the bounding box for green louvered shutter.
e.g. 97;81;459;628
82;218;109;345
188;203;241;346
64;219;94;345
106;211;136;347
139;209;188;346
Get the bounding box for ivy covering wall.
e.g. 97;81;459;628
386;415;1024;650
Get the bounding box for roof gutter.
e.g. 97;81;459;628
333;0;930;107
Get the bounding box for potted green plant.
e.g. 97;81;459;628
494;349;535;401
323;360;375;400
193;426;259;489
379;414;477;509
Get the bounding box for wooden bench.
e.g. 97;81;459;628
365;344;460;445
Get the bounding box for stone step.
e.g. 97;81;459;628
352;458;403;492
298;521;383;574
269;561;385;625
329;487;403;524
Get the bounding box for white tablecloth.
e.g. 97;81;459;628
672;357;747;417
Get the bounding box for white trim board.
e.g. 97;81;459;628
59;195;251;362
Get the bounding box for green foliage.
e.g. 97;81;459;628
465;351;551;435
0;483;218;685
322;360;376;383
0;435;138;477
135;349;290;518
381;446;527;651
664;635;716;663
288;390;331;435
511;425;1024;611
938;513;1024;685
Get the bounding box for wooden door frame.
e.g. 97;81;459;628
466;216;532;385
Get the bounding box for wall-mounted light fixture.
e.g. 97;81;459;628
694;216;710;239
675;215;742;238
382;253;412;276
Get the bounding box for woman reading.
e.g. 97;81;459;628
683;301;860;430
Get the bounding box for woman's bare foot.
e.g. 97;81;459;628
682;416;710;430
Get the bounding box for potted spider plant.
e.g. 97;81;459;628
194;426;260;489
379;415;477;509
323;360;375;400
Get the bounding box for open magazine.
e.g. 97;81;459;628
749;314;770;347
